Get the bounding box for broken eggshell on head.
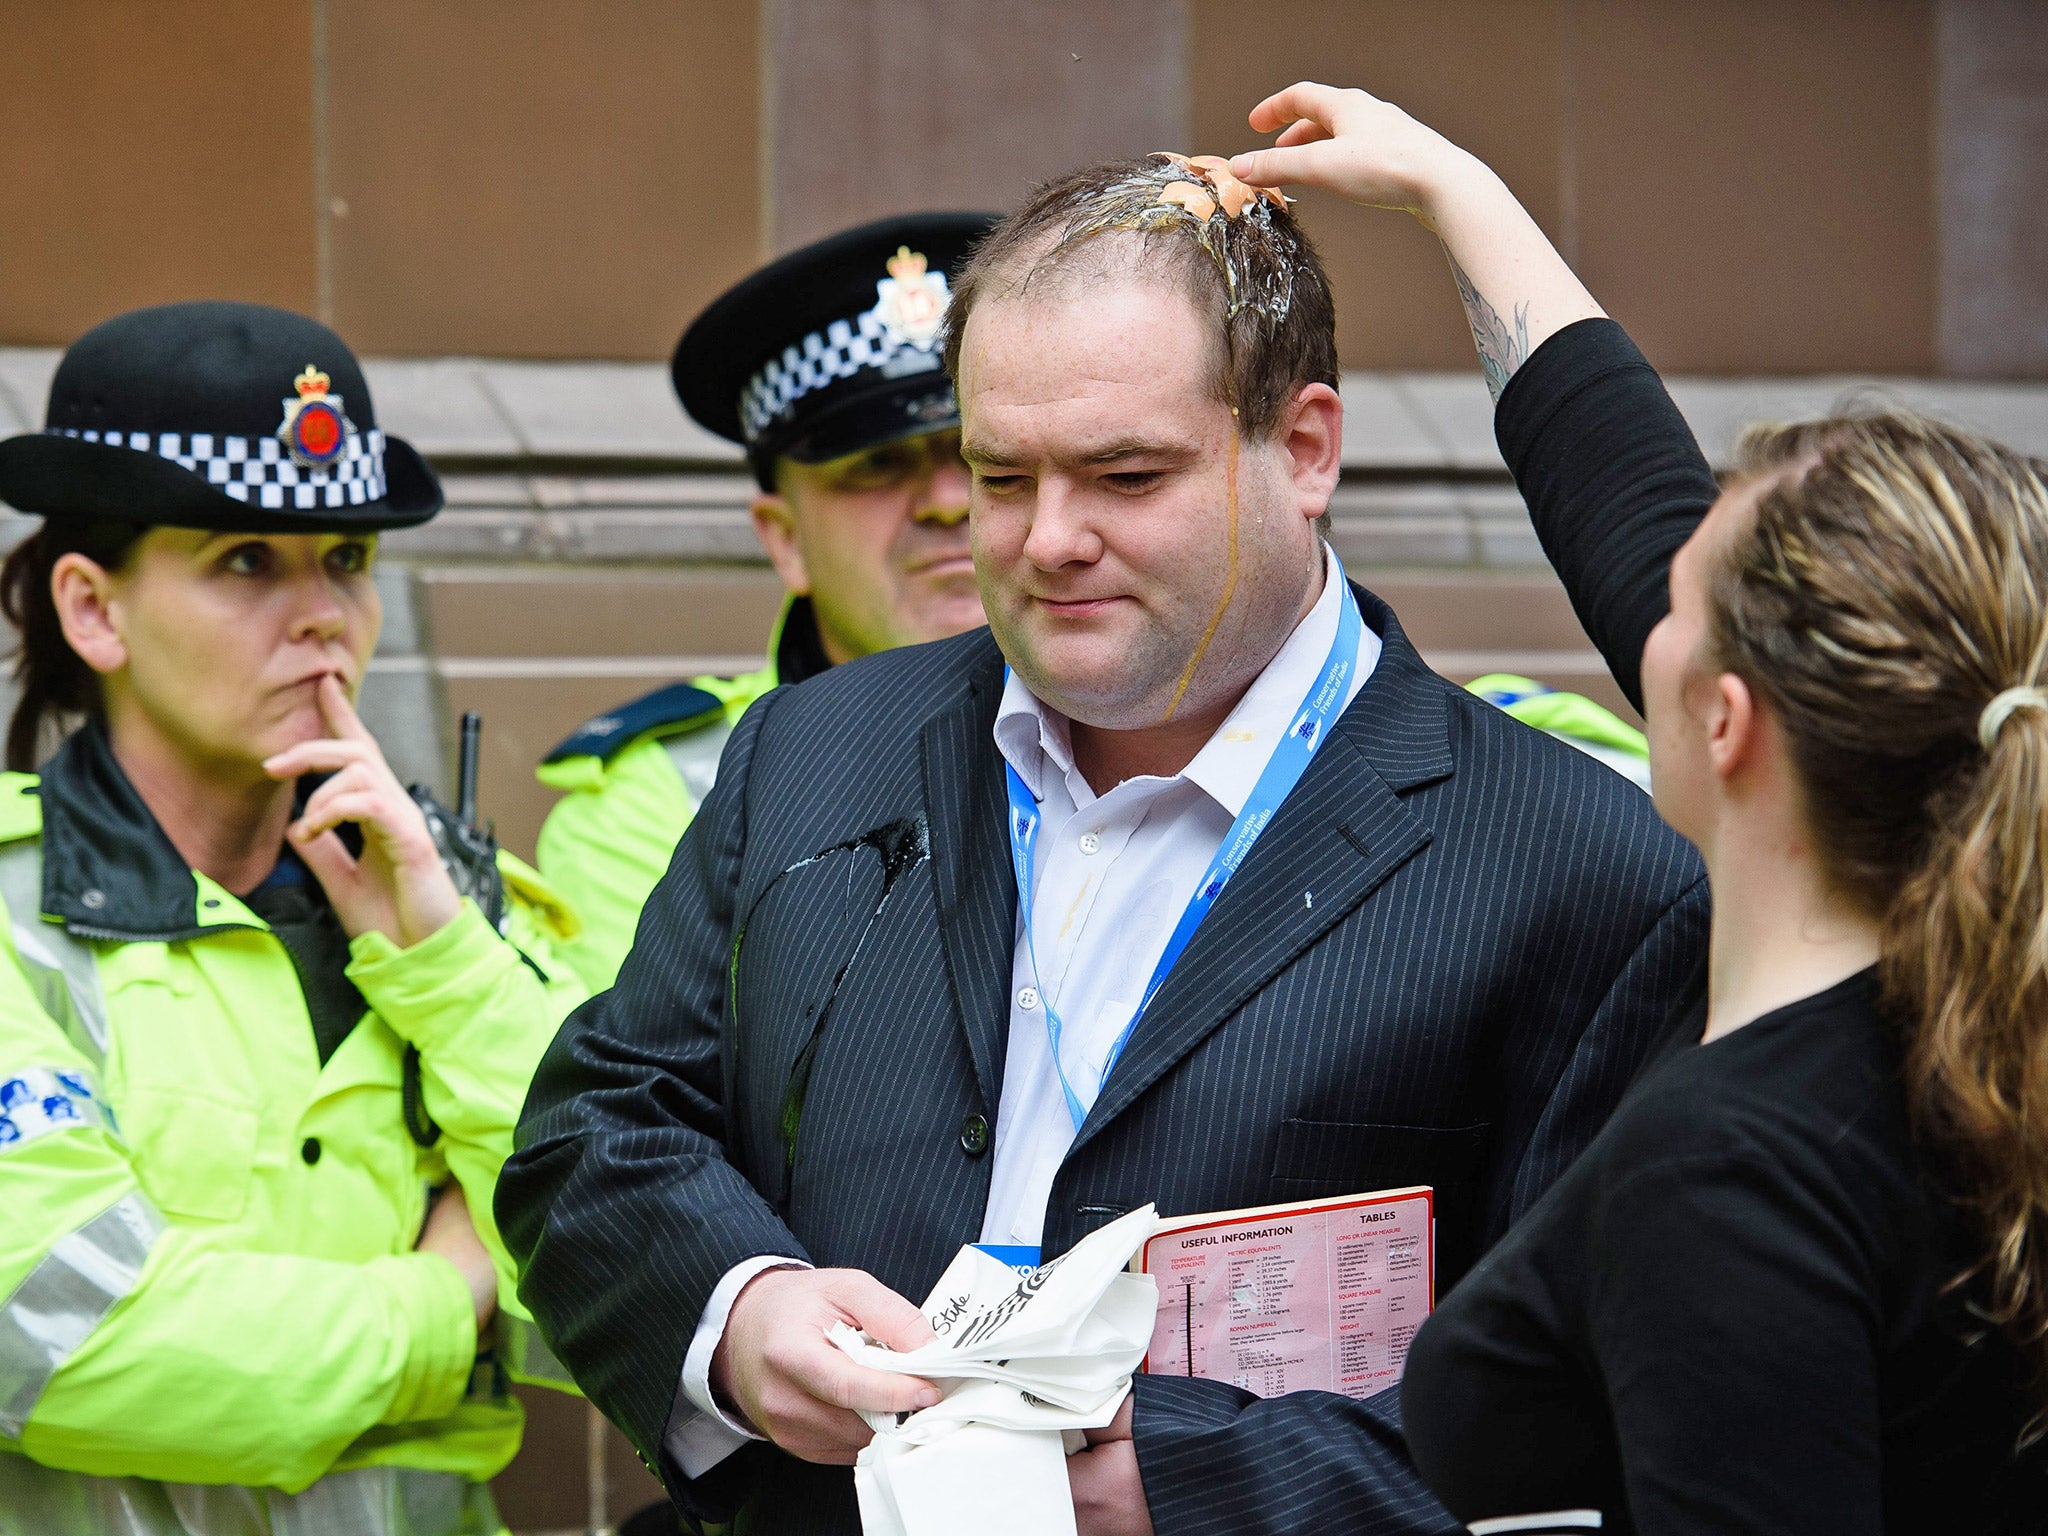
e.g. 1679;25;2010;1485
1043;151;1300;330
1153;151;1289;221
1156;180;1218;223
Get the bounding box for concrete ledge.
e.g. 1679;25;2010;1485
7;348;2043;477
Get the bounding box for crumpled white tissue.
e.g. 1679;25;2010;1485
831;1204;1161;1536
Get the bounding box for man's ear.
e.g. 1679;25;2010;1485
1706;671;1758;784
1279;382;1342;520
749;492;812;596
50;552;128;676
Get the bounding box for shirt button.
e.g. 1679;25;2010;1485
1078;832;1102;855
1017;986;1041;1011
958;1114;990;1157
301;1137;322;1166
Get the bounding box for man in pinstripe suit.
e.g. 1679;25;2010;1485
500;157;1707;1536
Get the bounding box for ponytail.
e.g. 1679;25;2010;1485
0;522;142;772
1708;411;2048;1421
1888;688;2048;1418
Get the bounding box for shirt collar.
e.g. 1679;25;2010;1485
994;670;1072;804
994;543;1370;817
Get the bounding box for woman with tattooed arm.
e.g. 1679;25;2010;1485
1234;83;2048;1536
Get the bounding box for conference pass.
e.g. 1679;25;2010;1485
1134;1188;1434;1401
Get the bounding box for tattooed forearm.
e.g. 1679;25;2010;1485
1448;255;1530;402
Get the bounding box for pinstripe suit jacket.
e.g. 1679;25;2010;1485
499;586;1708;1536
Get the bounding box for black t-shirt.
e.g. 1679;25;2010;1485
1404;972;2046;1533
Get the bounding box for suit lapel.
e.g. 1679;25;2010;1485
1071;588;1455;1150
921;636;1015;1110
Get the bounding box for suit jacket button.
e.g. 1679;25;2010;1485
958;1114;989;1157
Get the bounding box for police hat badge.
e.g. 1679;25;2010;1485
874;246;949;347
277;365;354;470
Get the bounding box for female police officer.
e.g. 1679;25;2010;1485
0;301;584;1534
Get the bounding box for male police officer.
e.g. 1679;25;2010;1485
536;214;996;990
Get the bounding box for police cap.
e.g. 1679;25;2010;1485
673;212;996;491
0;301;441;533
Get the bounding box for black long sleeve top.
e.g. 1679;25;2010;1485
1400;320;2048;1534
1492;318;1717;712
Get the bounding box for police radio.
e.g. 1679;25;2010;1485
408;710;507;934
400;710;509;1150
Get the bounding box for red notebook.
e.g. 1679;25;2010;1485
1133;1187;1434;1401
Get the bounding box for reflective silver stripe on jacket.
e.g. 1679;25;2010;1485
499;1313;578;1391
0;1190;164;1437
0;1457;502;1536
664;718;735;807
0;838;110;1068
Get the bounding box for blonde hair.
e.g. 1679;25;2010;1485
1710;409;2048;1420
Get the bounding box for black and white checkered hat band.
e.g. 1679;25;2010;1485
48;425;388;509
739;304;943;445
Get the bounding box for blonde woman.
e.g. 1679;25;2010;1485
1237;85;2048;1533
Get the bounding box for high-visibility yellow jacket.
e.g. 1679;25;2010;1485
0;724;586;1533
536;597;829;993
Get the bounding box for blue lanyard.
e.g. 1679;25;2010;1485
1004;565;1364;1131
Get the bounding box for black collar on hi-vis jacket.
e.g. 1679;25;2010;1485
775;595;833;687
29;720;361;943
30;720;379;1069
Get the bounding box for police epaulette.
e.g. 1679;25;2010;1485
543;681;727;765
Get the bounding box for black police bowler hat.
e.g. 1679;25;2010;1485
0;301;441;533
673;212;997;489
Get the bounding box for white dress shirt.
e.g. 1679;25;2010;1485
980;543;1375;1247
668;543;1376;1473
